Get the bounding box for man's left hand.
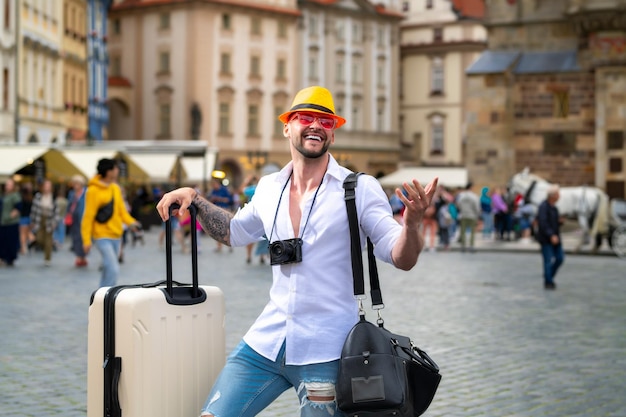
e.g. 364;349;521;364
396;177;439;228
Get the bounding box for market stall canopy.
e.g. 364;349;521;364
0;145;49;180
377;167;469;189
125;152;178;183
179;151;217;184
61;149;119;178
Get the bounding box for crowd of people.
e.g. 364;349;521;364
0;163;274;277
392;182;540;253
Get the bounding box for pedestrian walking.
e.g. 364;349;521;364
480;186;493;239
456;182;481;252
53;184;69;249
0;179;21;266
18;182;35;255
536;184;564;290
66;175;88;267
30;179;60;266
81;158;140;287
156;85;439;417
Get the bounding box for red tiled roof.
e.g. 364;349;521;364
451;0;485;19
108;76;132;87
112;0;301;16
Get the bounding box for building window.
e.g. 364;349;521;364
274;106;283;137
277;21;287;38
277;58;286;80
433;27;443;42
543;132;576;154
250;56;261;77
336;21;344;41
607;131;624;150
112;18;121;35
377;60;385;87
159;13;170;30
220;53;231;74
4;0;10;29
159;51;170;74
222;13;231;30
159;104;171;138
431;57;444;95
377;108;384;132
251;16;262;35
352;59;362;84
218;103;230;135
352;23;362;43
336;59;344;83
308;15;317;37
553;91;569;118
352;104;360;130
3;68;8;109
609;158;622;173
430;115;444;154
426;0;433;9
309;56;318;80
110;56;121;76
248;104;259;136
402;1;409;12
377;27;385;47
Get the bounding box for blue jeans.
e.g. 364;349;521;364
94;238;121;287
202;341;346;417
481;212;493;236
540;243;564;284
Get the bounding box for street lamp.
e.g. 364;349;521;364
247;151;268;172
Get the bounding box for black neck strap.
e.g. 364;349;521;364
343;173;384;311
269;171;325;243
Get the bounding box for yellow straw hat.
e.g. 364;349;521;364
278;86;346;128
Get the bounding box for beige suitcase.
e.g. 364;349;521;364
87;204;225;417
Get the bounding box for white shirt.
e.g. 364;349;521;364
230;155;402;365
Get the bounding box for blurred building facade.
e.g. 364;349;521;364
107;0;301;187
87;0;112;142
400;0;486;170
0;0;17;143
107;0;406;186
63;0;89;142
465;0;626;198
296;1;404;178
16;0;65;144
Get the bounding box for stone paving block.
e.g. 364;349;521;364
1;228;625;417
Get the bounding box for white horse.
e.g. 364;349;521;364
508;168;610;252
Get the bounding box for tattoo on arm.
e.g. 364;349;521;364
192;196;233;245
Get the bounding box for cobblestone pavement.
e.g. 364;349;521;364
1;227;624;417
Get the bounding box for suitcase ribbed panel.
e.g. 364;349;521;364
88;285;225;417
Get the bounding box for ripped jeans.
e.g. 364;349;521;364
201;340;345;417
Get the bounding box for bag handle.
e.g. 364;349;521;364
166;203;200;298
343;173;384;314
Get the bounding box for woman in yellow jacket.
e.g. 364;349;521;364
81;158;139;287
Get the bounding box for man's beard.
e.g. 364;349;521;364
294;132;330;159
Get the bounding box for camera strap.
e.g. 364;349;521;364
268;170;325;244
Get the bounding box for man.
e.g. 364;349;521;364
536;184;564;290
207;177;234;253
456;182;481;252
81;158;139;287
0;179;22;266
156;86;438;417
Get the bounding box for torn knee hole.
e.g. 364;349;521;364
305;382;336;403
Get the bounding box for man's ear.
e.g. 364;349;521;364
283;122;290;138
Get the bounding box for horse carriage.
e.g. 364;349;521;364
609;198;626;258
508;168;625;258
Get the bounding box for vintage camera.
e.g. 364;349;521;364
269;238;303;265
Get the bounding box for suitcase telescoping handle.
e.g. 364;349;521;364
165;203;206;305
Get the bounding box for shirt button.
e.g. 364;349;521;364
287;315;292;320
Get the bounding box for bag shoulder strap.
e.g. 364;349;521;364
343;173;384;311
